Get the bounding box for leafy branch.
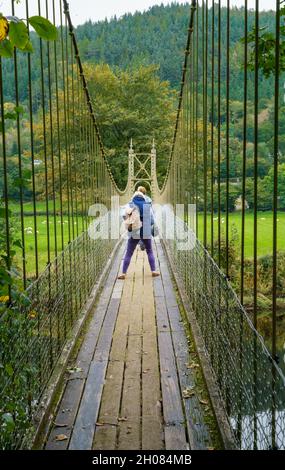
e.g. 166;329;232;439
241;2;285;78
0;11;57;58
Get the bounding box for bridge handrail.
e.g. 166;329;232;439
156;0;197;196
62;0;129;197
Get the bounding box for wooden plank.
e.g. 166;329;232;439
153;276;165;298
70;318;106;380
93;424;117;450
120;351;141;418
142;333;159;372
171;330;190;358
141;246;164;450
66;244;126;450
117;372;141;449
46;235;216;452
171;330;212;450
93;245;145;451
142;274;156;334
157;331;185;427
93;253;136;449
93;360;125;450
156;239;213;450
128;305;143;336
142;372;161;417
164;425;189;450
109;331;128;362
68;360;107;450
94;360;125;426
102;298;122;326
45;243;125;449
45;378;85;450
155;297;170;332
125;333;142;363
166;306;185;334
142;417;164;450
117;419;141;450
93;298;121;362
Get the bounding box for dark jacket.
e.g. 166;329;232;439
129;194;154;239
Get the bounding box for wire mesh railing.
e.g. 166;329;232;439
158;0;285;449
1;0;284;452
0;0;121;449
164;219;285;449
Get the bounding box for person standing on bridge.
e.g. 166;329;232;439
118;186;160;280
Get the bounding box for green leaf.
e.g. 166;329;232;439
21;39;34;53
13;176;30;188
1;413;15;433
4;112;17;120
14;106;24;115
22;168;32;179
9;21;29;49
0;39;13;58
28;16;57;41
5;363;14;377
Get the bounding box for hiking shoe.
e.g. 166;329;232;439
118;273;126;280
151;271;160;277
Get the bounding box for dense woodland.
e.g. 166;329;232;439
2;3;284;205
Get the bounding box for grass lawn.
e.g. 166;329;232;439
10;203;285;278
9;200;71;214
11;201;86;276
197;211;285;259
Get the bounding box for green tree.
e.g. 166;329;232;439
263;162;285;209
84;63;177;189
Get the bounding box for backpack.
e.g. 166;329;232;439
123;205;142;232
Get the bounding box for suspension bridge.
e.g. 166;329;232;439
0;0;285;451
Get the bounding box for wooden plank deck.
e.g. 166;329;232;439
45;238;213;450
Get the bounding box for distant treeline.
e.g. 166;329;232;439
2;3;276;103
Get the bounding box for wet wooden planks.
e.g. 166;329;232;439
153;238;212;450
93;248;164;450
45;237;212;451
45;243;125;450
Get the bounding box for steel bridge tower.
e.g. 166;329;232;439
128;139;157;197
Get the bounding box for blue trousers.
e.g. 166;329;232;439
122;237;156;273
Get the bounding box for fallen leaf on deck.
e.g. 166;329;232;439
187;362;200;369
96;422;105;426
67;367;82;374
199;398;209;405
182;387;195;398
53;423;68;428
55;434;68;441
118;417;128;422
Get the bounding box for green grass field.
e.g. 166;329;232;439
197;211;285;259
11;202;85;276
19;214;85;276
9;200;70;214
10;203;285;277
